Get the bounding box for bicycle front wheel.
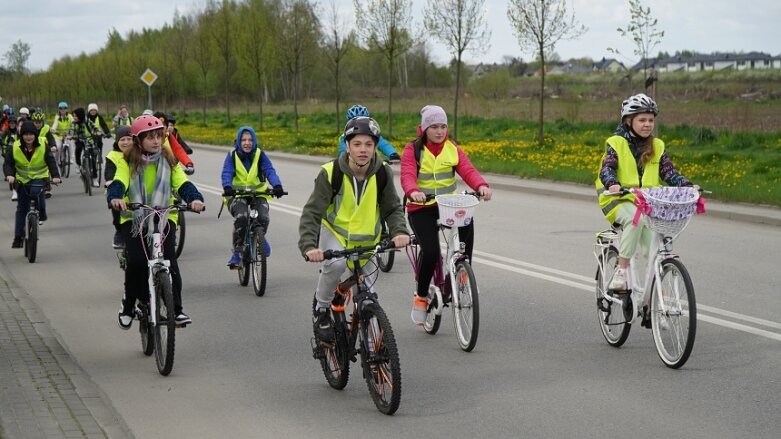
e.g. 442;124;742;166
360;303;401;415
251;226;267;297
651;258;696;369
62;144;71;178
377;222;394;272
238;248;250;287
595;247;631;347
26;212;38;263
453;261;479;352
153;271;176;376
138;305;154;356
83;158;92;196
174;211;186;258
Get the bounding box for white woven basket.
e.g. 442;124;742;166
436;194;479;227
638;187;699;236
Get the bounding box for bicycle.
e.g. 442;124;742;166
221;187;286;296
173;165;196;258
405;192;481;352
376;220;395;272
308;241;402;415
57;137;72;178
18;180;49;264
79;140;99;196
594;186;705;369
117;202;198;376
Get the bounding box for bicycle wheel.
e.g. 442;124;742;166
360;303;401;415
61;144;70;178
153;271;176;376
95;153;102;187
318;314;351;390
238;247;250;287
595;247;632;347
453;261;479;352
137;305;154;356
83;157;92;196
251;226;267;297
174;211;186;258
26;212;38;264
650;258;696;369
423;282;442;335
377;222;394;272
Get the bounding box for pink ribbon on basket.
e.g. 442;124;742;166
696;196;707;214
632;191;650;226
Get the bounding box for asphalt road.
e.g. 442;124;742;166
1;145;779;438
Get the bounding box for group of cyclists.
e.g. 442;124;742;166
1;93;697;361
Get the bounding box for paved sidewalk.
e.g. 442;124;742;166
0;275;132;439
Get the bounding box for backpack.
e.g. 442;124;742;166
329;159;388;202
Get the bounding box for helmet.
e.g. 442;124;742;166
87;103;98;112
345;104;369;121
153;111;167;121
58;101;68;109
344;116;380;143
141;109;154;116
131;115;164;137
19;107;30;116
3;106;12;117
166;114;176;124
621;93;659;118
31;112;46;121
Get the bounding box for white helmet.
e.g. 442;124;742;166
620;93;658;118
19;107;30;116
88;103;99;112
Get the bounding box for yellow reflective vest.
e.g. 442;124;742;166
409;140;459;207
596;135;663;223
12;139;49;184
115;161;188;225
322;161;381;249
226;150;270;203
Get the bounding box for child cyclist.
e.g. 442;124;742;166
221;126;284;268
299;116;410;341
4;120;62;248
596;93;696;291
104;125;134;249
400;105;492;326
337;104;400;162
107;115;205;329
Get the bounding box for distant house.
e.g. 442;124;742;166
592;57;626;73
632;52;780;73
547;62;592;75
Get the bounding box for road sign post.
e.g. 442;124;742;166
140;69;158;110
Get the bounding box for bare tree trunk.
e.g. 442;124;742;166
538;46;546;145
387;58;393;137
453;52;462;141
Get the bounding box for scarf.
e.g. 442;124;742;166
129;151;172;237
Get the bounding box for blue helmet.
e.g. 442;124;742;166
345;104;369;121
5;106;14;117
58;101;69;109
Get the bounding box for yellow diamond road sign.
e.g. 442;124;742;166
140;69;158;86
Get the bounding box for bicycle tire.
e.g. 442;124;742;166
360;302;401;415
238;247;250;287
595;247;631;347
61;144;70;178
651;258;696;369
138;305;154;356
453;261;479;352
174;211;186;258
83;155;92;196
423;282;442;335
251;226;267;297
318;312;351;390
95;153;102;187
26;212;38;264
377;222;394;272
153;271;176;376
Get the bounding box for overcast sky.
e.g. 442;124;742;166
4;0;780;72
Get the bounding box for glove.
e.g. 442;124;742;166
223;186;235;197
184;164;195;175
388;152;401;162
272;185;285;198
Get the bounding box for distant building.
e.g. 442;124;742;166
592;57;626;73
548;62;592;75
632;52;781;73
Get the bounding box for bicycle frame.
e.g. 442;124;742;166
136;207;174;328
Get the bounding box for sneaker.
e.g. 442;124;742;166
312;308;335;341
112;231;125;249
227;251;241;269
410;294;429;326
609;268;628;291
11;190;17;201
263;239;272;257
92;178;100;188
11;237;23;249
175;313;192;325
117;310;133;330
44;191;52;199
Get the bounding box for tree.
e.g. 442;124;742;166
354;0;416;137
237;0;277;130
608;0;664;92
507;0;586;145
192;11;216;125
323;0;352;133
209;0;238;125
4;39;31;74
423;0;490;140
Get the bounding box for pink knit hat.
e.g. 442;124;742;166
420;105;447;133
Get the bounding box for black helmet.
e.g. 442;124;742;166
343;116;380;143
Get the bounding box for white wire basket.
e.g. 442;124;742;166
637;186;700;237
436;194;479;227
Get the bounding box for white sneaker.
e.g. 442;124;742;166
11;190;17;201
410;294;428;326
609;268;627;291
92;178;100;188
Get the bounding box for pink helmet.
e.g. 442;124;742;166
131;115;164;136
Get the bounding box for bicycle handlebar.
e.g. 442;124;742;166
601;187;711;196
222;188;288;198
304;240;395;262
126;202;205;213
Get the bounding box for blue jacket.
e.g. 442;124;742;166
221;126;282;188
338;135;397;159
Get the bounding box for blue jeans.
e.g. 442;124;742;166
15;181;46;239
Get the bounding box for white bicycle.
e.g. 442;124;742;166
594;186;705;369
